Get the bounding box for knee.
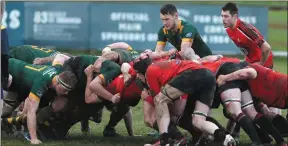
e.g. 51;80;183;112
224;103;242;120
192;115;205;130
154;94;169;105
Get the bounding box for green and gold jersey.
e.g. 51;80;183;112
157;20;212;57
64;55;121;91
8;58;63;102
9;45;59;64
112;49;140;65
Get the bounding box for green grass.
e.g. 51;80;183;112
268;10;287;51
2;57;287;146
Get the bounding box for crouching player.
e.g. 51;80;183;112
133;55;235;146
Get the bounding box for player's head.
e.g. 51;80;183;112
160;4;178;30
133;54;152;82
221;2;238;28
54;71;77;96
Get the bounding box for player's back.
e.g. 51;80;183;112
113;49;139;64
9;45;59;64
248;64;287;108
202;57;241;74
64;55;98;90
148;59;203;85
9;58;61;88
106;74;142;105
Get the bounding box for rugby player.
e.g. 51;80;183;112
202;58;286;145
133;55;235;146
154;4;212;60
9;45;61;65
221;1;282;138
2;58;77;144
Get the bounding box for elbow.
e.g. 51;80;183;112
247;68;257;79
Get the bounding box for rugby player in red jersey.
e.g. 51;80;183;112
133;55;235;146
222;2;273;68
217;63;287;110
202;58;286;145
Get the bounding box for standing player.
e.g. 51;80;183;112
155;4;212;60
221;2;282;137
222;2;273;68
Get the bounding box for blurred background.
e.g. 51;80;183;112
3;1;287;57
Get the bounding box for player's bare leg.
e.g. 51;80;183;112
241;90;286;144
221;88;262;145
153;85;184;138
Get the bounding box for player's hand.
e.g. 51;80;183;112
30;139;42;145
141;90;150;100
217;75;226;86
33;58;44;65
84;65;95;76
111;93;121;104
168;48;177;56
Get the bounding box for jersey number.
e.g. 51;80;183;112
25;65;47;72
31;46;53;53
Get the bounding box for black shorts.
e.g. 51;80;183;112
216;62;248;94
168;68;216;107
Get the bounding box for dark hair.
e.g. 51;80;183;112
222;2;238;16
133;57;152;75
160;4;177;15
58;71;78;90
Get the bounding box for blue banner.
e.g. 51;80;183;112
3;2;24;46
5;2;268;54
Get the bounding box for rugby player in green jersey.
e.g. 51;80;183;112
98;42;140;66
2;58;77;144
154;4;212;60
9;45;60;65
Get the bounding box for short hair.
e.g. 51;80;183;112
160;4;177;15
58;71;78;90
222;2;238;16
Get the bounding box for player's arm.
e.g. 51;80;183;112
154;28;167;54
51;53;72;66
199;55;223;63
107;42;133;51
89;61;121;103
84;65;100;104
179;26;196;60
238;22;271;65
26;83;46;143
217;67;257;86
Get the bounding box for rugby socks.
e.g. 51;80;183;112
168;123;183;140
236;113;261;144
176;115;202;143
271;114;288;136
206;116;228;133
254;113;285;144
5;116;24;125
80;119;90;132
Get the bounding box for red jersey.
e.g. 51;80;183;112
247;64;287;108
226;19;273;68
146;59;204;97
106;74;142;104
202;57;241;74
